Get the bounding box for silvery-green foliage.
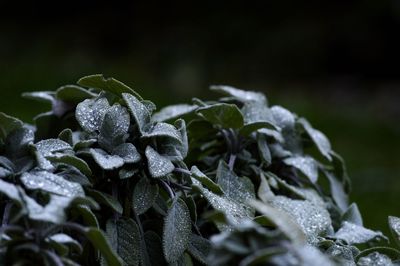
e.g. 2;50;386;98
0;75;395;266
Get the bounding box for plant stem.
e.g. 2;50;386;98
173;168;192;176
160;180;175;199
228;154;237;170
2;201;12;226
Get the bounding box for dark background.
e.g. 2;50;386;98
1;1;399;237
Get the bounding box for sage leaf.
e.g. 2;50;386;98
298;118;332;161
142;122;182;143
90;148;124;170
342;203;363;226
334;221;384;244
270;105;295;129
76;97;110;133
122;93;151;134
210;85;266;103
190;165;223;194
163;198;191;263
78;74;142;100
257;133;271;165
98;104;130;152
188;234;211;265
47;154;92;177
106;218;141;266
48;233;83;254
145;146;174;178
283;155;318;183
35;138;72;157
56;85;96;103
21;171;84;197
152;104;197;122
132;176;159;215
196;103;244;129
87;189;123;215
388;216;400;248
113;143;141;164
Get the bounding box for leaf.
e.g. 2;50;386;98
388;216;400;248
142;122;182;143
298;118;332;161
105;218;141;266
240;101;276;135
210;85;266;103
257;172;274;203
35;138;72;157
145;146;174;178
143;231;166;266
132;176;159;215
324;171;348;212
187;234;211;265
78;74;143;100
270;105;295;129
216;161;255;206
56;85;97;103
141;100;157;114
342;203;363;226
283;155;319;183
84;227;123;266
75;97;110;133
26;194;76;223
21;171;84;197
47;154;92;177
356;247;400;263
196;103;244;129
190;166;223;194
113;143;141;164
249;200;307;245
98;104;130;152
21;91;55;104
48;233;83;254
152;104;197;122
122;93;151;134
5;126;34;159
334;221;384;244
0;112;24;140
86;189;123;214
90;148;124;170
0;179;24;204
163;198;192;263
58;128;73;145
175;119;189;158
257;133;271;165
76;205;99;228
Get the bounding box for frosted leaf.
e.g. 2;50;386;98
152;104;197;122
26;194;75;223
270;105;296;129
163;198;191;263
75;97;110;133
334;221;384;244
296;245;336;266
145;146;174;178
196;103;244;129
21;171;84;197
298;118;332;161
113;143;141;164
47;153;92;177
241;101;274;126
106;218;141;266
122;93;151;134
90;148;124;170
187;234;211;265
0;167;12;178
35;139;72;157
389;216;400;246
357;252;393;266
284;155;318;183
98;104;130;152
192;178;254;229
210;85;267;103
190;165;223;194
325;245;356;266
132;177;159;215
22;91;55;104
269;196;332;242
47;234;82;253
143;122;183;143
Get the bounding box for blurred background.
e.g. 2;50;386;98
1;1;399;237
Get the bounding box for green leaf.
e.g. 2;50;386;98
190;166;223;194
58;128;73;145
196;103;244;129
5;126;34;159
270;105;295;129
283;155;318;183
342;203;363;226
298;118;332;161
142;100;157;114
145;146;174;178
105;218;141;266
216;161;255;206
90;148;124;170
78;74;143;100
56;85;97;103
84;227;123;266
187;234;211;265
132;176;159;215
257;133;271;165
21;91;55;104
48;233;83;254
257;172;274;203
210;85;266;103
249;200;307;245
323;171;348;212
122;93;151;134
47;154;92;177
334;221;384;244
388;216;400;248
86;189;123;214
0;112;24;141
163;198;192;263
356;247;400;263
35;138;72;157
113;143;141;164
75;97;110;133
152;104;197;122
240;101;276;134
21;171;84;197
98;104;130;152
142;122;183;143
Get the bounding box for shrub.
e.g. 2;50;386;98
0;74;399;265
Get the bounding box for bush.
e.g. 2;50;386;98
0;74;399;265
